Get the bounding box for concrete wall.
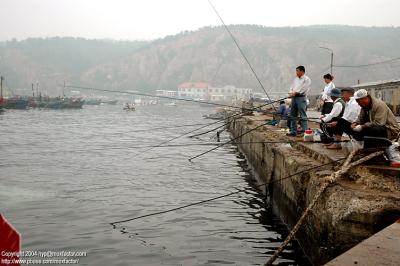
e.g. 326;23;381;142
228;116;400;265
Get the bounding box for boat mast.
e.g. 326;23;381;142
1;76;3;98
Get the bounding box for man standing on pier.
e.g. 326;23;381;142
287;65;312;136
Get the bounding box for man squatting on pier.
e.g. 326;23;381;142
287;65;312;137
320;88;345;124
326;88;400;148
350;89;400;140
322;87;361;149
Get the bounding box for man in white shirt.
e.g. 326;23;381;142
320;73;335;115
325;87;361;149
320;88;345;123
287;65;312;136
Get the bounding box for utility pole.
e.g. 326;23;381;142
32;83;35;97
319;46;334;75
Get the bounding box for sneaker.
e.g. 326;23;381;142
286;132;297;137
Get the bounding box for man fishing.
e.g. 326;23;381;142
349;89;400;141
287;65;312;137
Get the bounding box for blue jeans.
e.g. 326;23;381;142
288;96;308;134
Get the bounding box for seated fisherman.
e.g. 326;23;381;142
320;88;345;123
319;88;345;140
324;87;361;149
273;100;289;121
349;89;400;141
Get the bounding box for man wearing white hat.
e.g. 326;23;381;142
348;89;400;140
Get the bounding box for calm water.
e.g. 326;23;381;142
0;103;309;266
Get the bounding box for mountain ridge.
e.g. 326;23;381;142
1;25;399;96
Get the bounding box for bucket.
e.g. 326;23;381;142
303;130;314;142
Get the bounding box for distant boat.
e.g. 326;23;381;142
33;97;84;109
123;103;136;111
203;113;225;120
83;98;101;105
165;102;177;107
4;97;30;110
100;99;118;105
0;97;4;113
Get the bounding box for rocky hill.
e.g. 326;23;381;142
1;25;400;96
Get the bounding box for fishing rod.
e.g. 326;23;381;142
127;97;288;158
187;112;331;161
207;0;276;110
188;121;229;138
6;140;303;157
112;122;224;135
110;157;345;226
65;85;252;111
188;122;269;162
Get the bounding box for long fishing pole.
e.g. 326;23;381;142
187;114;329;161
207;0;276;110
65;85;252;111
125;122;224;133
110;157;345;226
127;97;288;158
188;121;268;162
188;121;229;138
5;141;302;157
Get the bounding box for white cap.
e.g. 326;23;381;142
354;89;368;100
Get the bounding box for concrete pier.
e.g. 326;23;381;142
227;114;400;265
326;219;400;266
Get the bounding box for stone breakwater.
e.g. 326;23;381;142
227;114;400;265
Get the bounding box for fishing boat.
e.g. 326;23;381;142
100;99;118;105
83;98;101;105
0;97;4;113
37;97;84;109
123;103;136;111
4;97;30;110
165;102;177;107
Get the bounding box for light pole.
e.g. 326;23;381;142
319;46;334;75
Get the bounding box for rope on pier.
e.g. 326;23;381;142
264;150;384;266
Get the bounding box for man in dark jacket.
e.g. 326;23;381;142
349;89;400;140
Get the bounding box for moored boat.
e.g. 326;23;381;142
4;97;30;110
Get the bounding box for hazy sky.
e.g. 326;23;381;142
1;0;400;41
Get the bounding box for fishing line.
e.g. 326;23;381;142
334;56;400;68
188;121;229;138
187;109;344;160
117;122;224;134
207;0;276;110
188;122;270;161
5;141;301;157
110;157;345;226
126;97;288;158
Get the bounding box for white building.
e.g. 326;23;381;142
177;82;253;102
156;90;178;97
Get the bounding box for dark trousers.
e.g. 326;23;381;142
321;102;334;115
332;118;351;136
333;118;388;141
